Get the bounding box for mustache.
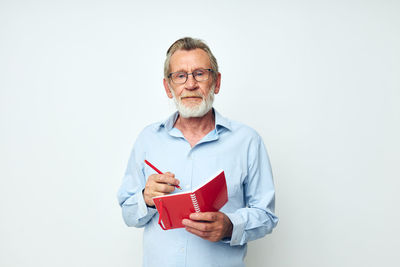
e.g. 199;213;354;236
179;92;204;99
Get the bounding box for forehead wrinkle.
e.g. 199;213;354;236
169;49;211;73
172;65;208;73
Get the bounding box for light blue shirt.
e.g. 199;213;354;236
117;109;278;267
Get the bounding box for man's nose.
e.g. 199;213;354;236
185;74;198;90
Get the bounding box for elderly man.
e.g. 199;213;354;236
117;37;278;267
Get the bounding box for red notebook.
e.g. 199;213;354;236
152;170;228;230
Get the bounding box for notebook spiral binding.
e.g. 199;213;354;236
190;193;201;213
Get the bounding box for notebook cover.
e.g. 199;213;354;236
152;170;227;230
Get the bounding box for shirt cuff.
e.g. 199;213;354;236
138;191;158;218
225;212;246;246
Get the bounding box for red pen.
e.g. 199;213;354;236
144;160;182;190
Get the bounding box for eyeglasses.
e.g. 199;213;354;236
168;68;214;84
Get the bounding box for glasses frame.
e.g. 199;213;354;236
167;68;214;84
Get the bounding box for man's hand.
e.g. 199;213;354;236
182;212;233;242
143;172;180;206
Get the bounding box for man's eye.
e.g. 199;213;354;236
194;71;205;76
175;73;186;79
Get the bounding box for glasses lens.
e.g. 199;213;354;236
171;72;187;84
170;69;212;84
193;69;209;82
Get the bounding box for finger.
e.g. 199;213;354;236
164;172;175;178
183;224;222;242
184;225;211;238
182;219;214;232
148;173;170;183
154;183;176;193
154;174;180;186
152;191;168;197
145;189;171;206
143;188;165;199
189;212;219;222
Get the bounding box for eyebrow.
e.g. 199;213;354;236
171;67;210;73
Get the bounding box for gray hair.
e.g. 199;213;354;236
164;37;219;81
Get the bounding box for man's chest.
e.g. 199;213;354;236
143;136;249;209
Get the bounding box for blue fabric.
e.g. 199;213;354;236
117;109;278;267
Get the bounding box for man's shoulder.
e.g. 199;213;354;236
225;118;261;140
130;121;164;152
216;110;260;139
137;121;163;138
135;111;177;142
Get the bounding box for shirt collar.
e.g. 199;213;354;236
156;108;232;132
214;109;232;132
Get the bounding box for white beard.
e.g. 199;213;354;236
170;85;215;118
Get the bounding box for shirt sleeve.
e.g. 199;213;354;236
224;134;278;246
117;139;158;228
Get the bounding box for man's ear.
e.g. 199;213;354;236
214;72;222;94
163;78;173;99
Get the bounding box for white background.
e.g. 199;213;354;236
1;0;399;266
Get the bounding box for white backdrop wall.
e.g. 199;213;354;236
1;1;399;266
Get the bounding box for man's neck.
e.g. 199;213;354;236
174;109;215;147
